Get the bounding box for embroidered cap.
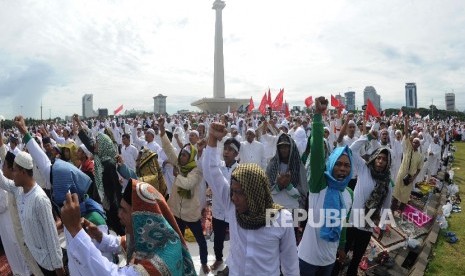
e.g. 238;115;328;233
14;151;34;170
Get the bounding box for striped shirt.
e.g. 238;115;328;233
0;175;63;271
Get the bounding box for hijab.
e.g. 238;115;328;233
320;145;353;242
232;163;282;230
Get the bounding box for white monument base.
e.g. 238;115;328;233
191;97;249;114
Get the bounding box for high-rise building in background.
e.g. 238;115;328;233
153;94;167;114
82;94;95;118
363;86;381;112
405;83;417;108
344;91;356;111
445;93;455;111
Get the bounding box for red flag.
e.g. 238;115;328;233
267;89;272;107
284;101;290;118
258;93;268;115
114;104;123;115
271;89;284;110
305;96;313;108
330;95;340;108
248;97;255;112
365;99;380;119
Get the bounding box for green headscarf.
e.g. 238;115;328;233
93;133;117;206
178;144;197;177
176;144;198;199
232;163;282;230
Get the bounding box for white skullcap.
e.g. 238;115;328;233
79;144;93;158
190;130;199;137
231;125;238;130
246;128;255;134
146;128;156;136
395;130;402;135
348;120;356;126
14;151;34;170
280;122;289;130
64;126;72;133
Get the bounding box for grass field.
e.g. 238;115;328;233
426;141;465;276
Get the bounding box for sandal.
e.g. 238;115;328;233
444;231;456;237
447;236;459;244
201;264;211;275
210;260;225;271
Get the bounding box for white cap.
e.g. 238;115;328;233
14;151;34;170
246;128;255;134
79;144;93;158
146;128;156;136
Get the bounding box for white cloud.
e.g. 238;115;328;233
0;0;464;119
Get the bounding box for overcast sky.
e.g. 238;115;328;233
1;0;464;119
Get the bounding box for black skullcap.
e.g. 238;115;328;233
224;137;240;152
42;137;51;144
5;151;16;167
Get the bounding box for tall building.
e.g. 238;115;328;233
82;94;95;118
445;93;455;111
153;94;167;114
363;86;381;112
405;83;417;108
344;91;356;111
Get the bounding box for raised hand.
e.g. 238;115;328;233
82;219;103;243
314;96;328;114
61;193;82;237
14;116;28;134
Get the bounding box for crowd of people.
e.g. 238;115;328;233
0;96;463;276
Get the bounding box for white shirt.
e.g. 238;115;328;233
50;129;75;145
203;146;299;276
349;135;393;232
212;160;239;221
0;176;63;271
66;229;140;275
239;140;266;170
121;144;139;171
131;129;168;165
298;187;352;266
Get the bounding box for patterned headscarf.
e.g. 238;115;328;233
137;149;167;197
267;133;301;189
93;133;117;205
231;163;282;230
128;180;196;275
364;147;392;225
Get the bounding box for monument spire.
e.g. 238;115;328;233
213;0;226;99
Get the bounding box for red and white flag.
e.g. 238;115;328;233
114;104;124;115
